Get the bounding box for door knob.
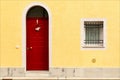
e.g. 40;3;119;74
30;47;32;49
27;47;32;50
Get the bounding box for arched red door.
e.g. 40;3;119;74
26;6;49;71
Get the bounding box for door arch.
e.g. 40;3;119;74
22;2;52;71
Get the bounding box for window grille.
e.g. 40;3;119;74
84;21;103;47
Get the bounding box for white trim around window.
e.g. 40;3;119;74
81;18;106;50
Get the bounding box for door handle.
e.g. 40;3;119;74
35;27;40;31
27;47;32;50
29;47;32;49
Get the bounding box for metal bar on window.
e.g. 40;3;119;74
84;21;103;46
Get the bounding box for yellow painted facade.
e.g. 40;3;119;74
0;0;120;67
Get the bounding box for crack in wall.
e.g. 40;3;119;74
7;68;10;76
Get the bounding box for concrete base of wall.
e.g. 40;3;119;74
0;68;120;79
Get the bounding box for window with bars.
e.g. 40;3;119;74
84;21;104;47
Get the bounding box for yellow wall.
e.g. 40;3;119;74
0;0;120;67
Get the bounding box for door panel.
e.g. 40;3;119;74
26;18;49;71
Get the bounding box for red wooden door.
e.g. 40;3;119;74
26;18;49;71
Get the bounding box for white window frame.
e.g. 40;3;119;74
81;18;106;50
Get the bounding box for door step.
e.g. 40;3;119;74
25;71;50;77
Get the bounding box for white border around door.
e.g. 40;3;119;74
22;2;52;72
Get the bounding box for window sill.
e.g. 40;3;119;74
82;46;105;48
82;45;105;48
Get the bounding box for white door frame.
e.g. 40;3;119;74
22;2;52;72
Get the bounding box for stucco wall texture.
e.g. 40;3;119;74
0;0;120;67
